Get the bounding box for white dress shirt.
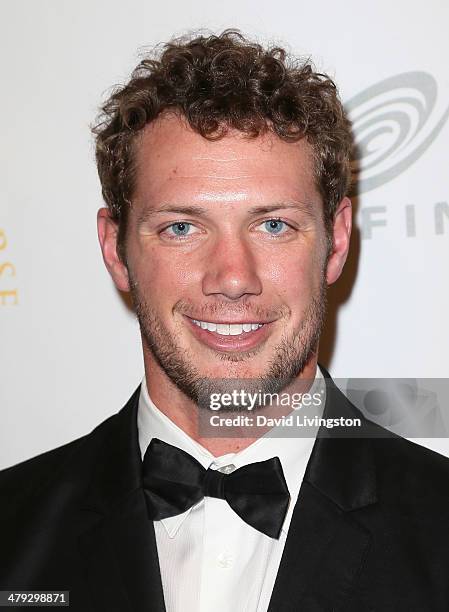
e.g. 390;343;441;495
137;367;325;612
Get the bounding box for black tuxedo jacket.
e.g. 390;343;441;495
1;369;449;611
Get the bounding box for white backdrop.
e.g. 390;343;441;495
1;0;448;469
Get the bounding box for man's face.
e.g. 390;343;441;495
100;114;350;401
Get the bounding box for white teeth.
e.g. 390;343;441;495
192;319;264;335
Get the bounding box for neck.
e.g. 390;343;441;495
142;353;319;457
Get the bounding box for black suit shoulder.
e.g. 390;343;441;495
372;434;449;491
370;434;449;518
0;438;83;510
0;412;118;522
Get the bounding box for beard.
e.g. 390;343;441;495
129;274;327;410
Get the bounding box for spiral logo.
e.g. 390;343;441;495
344;378;447;437
346;72;449;194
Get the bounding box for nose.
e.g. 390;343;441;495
202;234;263;301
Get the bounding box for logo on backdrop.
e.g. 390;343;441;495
346;72;449;194
0;228;18;306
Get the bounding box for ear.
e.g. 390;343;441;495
326;196;352;285
97;208;130;292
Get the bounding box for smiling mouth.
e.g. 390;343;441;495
191;318;264;336
184;314;273;352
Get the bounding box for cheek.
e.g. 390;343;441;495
132;245;204;298
262;249;322;302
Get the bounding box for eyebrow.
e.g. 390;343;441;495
248;202;317;216
137;201;317;224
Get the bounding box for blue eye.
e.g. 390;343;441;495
169;222;191;236
264;219;286;234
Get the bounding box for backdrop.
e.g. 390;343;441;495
1;0;448;469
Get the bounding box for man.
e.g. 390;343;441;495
1;30;449;612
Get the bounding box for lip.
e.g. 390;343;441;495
184;315;274;352
187;316;274;325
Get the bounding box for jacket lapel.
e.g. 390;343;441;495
268;368;378;611
78;388;166;612
76;369;380;611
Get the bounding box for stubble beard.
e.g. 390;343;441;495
129;275;327;408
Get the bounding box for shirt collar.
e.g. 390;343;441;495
137;366;325;538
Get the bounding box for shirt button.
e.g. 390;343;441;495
218;464;236;474
217;552;234;568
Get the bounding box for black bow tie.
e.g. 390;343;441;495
142;438;290;539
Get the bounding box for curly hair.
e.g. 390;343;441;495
92;30;352;257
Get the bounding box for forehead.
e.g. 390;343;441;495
132;113;318;205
